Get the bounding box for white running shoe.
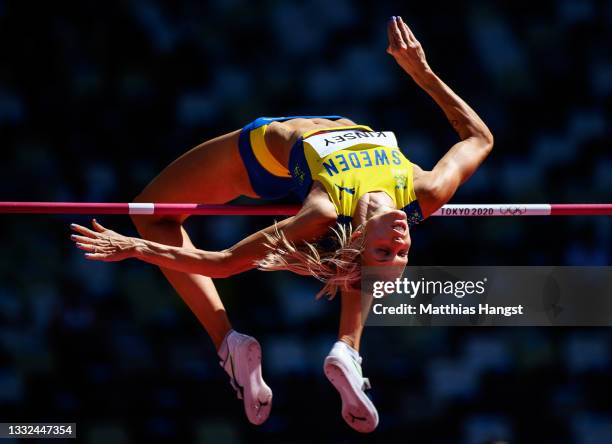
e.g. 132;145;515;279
324;341;379;433
218;330;273;425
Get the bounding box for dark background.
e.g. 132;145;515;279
0;1;611;443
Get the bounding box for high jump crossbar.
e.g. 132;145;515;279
0;202;611;217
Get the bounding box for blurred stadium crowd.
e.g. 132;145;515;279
0;0;610;443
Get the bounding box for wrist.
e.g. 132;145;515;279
393;56;433;79
409;66;436;87
131;238;147;258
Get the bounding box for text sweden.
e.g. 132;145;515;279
322;148;403;177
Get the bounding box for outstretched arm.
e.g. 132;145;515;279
70;219;232;277
387;16;494;217
70;202;335;277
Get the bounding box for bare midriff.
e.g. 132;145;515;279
263;117;358;167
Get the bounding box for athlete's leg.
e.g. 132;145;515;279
131;129;256;350
338;289;366;351
324;289;378;433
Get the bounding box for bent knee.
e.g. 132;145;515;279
131;187;193;242
130;199;184;238
131;214;186;245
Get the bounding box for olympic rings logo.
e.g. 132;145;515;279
499;206;528;216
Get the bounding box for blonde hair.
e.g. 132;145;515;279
257;223;365;299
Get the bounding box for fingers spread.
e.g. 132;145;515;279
75;242;96;252
70;222;117;261
70;223;99;239
91;219;107;233
71;234;104;245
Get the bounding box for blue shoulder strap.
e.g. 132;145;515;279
402;201;424;227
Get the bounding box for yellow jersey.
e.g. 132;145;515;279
289;125;423;227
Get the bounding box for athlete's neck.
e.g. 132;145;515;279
352;192;395;227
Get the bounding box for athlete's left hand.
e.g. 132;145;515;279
386;16;431;81
70;219;137;261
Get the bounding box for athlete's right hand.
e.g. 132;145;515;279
386;16;432;81
70;219;137;262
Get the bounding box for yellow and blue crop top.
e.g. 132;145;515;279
288;125;424;227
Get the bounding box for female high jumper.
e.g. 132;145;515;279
70;17;493;433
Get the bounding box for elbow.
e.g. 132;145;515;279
477;123;494;152
482;128;494;152
469;129;493;155
463;123;494;153
206;250;239;279
214;249;256;278
420;176;456;214
216;250;237;278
